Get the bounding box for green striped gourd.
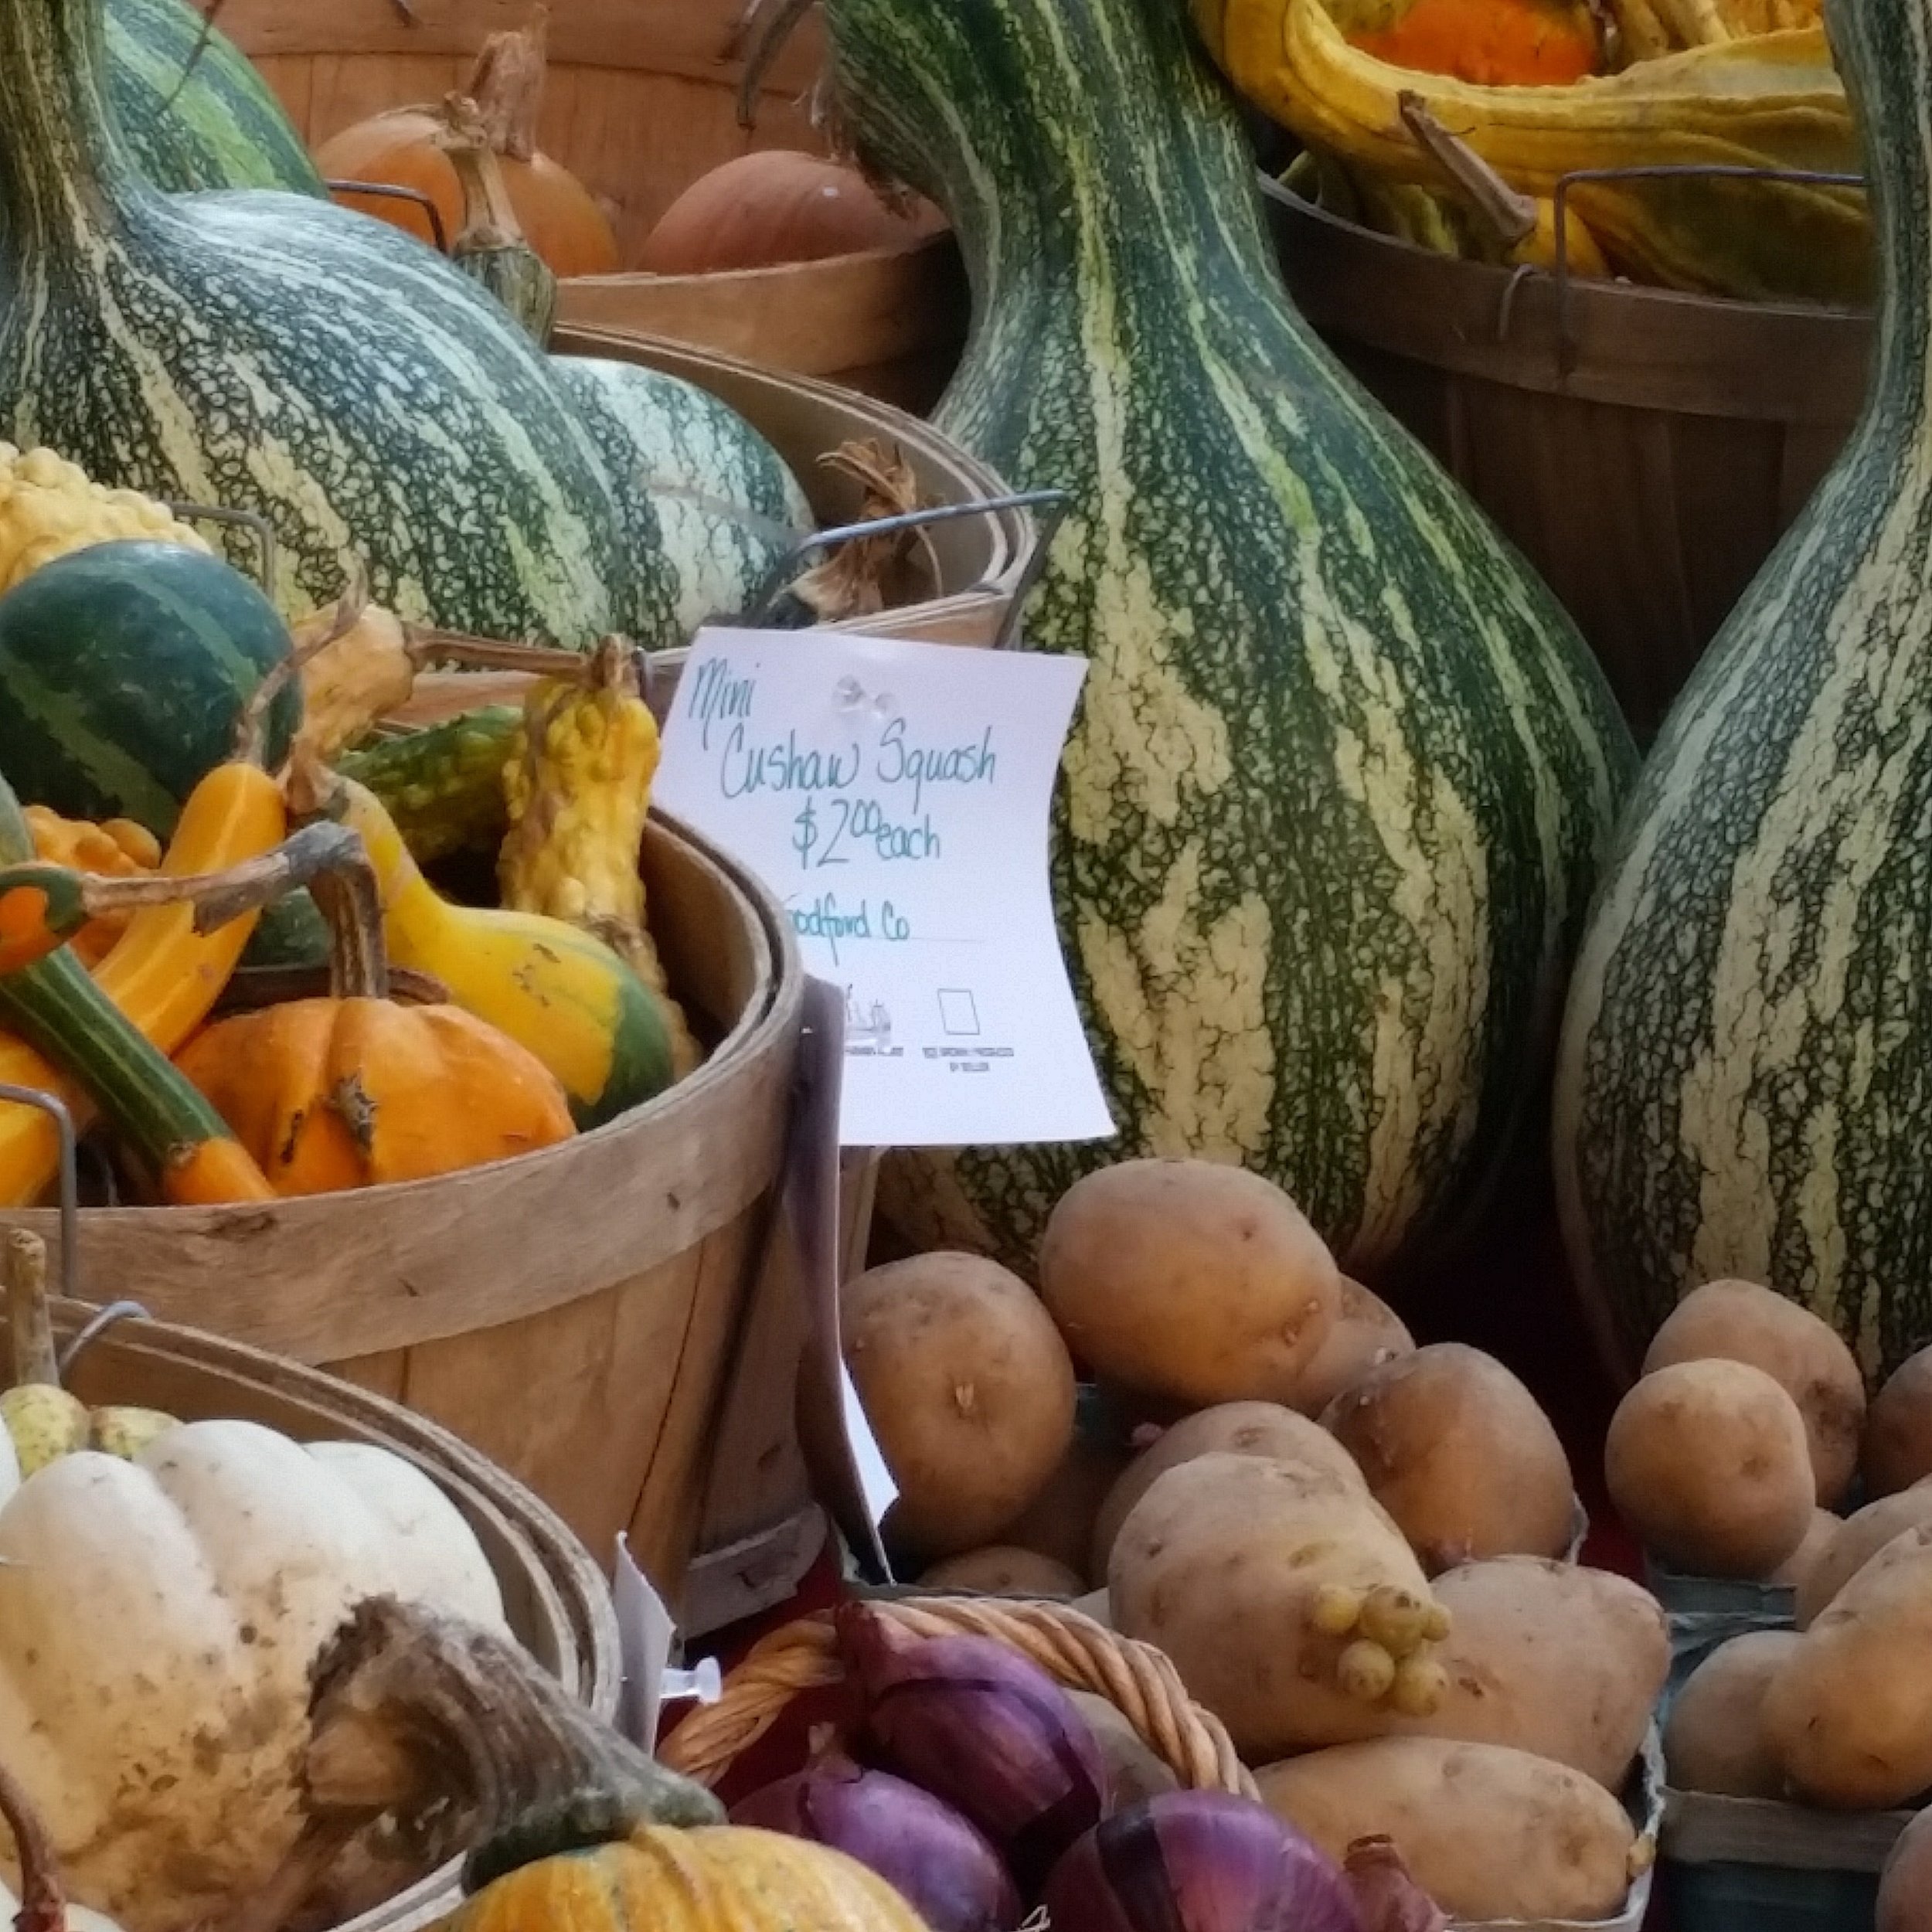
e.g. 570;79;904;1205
553;357;812;637
0;0;672;648
1553;0;1929;1382
105;0;324;195
835;0;1636;1277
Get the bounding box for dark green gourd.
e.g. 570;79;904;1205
0;0;675;648
1553;0;1927;1379
833;0;1637;1276
105;0;325;195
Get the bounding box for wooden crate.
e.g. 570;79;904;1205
214;0;969;407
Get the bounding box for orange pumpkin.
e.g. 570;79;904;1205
639;152;948;276
1346;0;1600;85
176;856;574;1196
315;12;619;277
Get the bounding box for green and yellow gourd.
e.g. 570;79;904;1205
1553;0;1932;1383
834;0;1635;1277
104;0;325;196
0;0;668;648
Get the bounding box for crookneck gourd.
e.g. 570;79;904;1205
831;0;1634;1277
1552;0;1932;1382
0;0;671;648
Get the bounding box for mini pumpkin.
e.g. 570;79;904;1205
175;839;574;1194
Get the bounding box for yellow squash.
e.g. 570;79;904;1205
498;638;700;1077
291;757;672;1129
1204;0;1868;299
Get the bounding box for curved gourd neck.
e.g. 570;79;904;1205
1829;0;1932;437
0;0;141;249
826;0;1297;331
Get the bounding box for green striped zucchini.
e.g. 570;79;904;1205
105;0;325;196
832;0;1635;1276
0;0;675;649
553;356;812;637
1552;0;1930;1381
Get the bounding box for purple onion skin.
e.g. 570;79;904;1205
730;1756;1023;1932
838;1604;1108;1893
1043;1793;1363;1932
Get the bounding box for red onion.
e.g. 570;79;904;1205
731;1754;1022;1932
836;1603;1107;1892
1342;1838;1447;1932
1043;1791;1362;1932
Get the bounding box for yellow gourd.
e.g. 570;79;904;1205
0;445;209;595
498;639;700;1077
288;755;672;1129
1205;0;1868;300
22;808;161;965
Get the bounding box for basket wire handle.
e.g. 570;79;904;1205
658;1596;1257;1801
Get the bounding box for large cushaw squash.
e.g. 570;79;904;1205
209;0;968;410
821;0;1635;1281
1553;0;1932;1382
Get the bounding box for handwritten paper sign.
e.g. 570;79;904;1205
655;627;1114;1150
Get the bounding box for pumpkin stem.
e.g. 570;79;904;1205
4;1230;60;1390
468;9;550;162
795;440;938;620
220;1598;723;1932
0;1757;67;1932
309;847;390;1003
438;95;526;252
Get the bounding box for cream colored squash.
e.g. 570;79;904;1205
0;1419;508;1932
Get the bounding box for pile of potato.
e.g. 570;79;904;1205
1632;1280;1932;1828
842;1157;1662;1925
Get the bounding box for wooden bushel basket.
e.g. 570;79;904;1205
20;1298;621;1932
215;0;971;409
12;816;804;1617
1265;182;1874;742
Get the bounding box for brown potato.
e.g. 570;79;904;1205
1257;1738;1637;1923
1281;1277;1416;1417
1391;1557;1668;1788
1879;1806;1932;1932
1109;1454;1445;1759
1865;1348;1932;1499
917;1546;1084;1596
1644;1280;1866;1506
1795;1485;1932;1628
1769;1509;1841;1590
1604;1360;1814;1578
1321;1345;1575;1571
1764;1526;1932;1808
1663;1631;1803;1798
843;1252;1076;1558
992;1435;1131;1583
1088;1400;1366;1580
1038;1159;1339;1408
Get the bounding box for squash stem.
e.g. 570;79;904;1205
0;1756;66;1932
222;1600;723;1932
4;1230;59;1389
468;9;551;161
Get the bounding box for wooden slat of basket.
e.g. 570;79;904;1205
660;1597;1257;1801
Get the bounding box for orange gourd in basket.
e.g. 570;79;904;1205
318;12;618;276
177;842;573;1195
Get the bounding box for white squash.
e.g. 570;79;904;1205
0;1420;508;1932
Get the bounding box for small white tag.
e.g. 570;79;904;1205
613;1535;679;1747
